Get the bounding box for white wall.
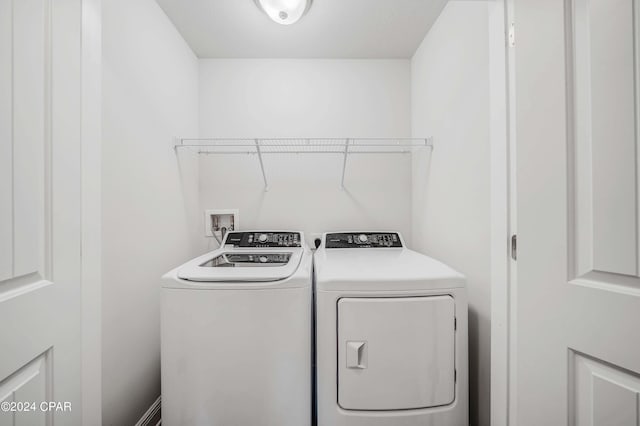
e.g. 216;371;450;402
198;59;412;246
101;1;200;424
411;3;491;426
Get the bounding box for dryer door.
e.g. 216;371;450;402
337;295;456;410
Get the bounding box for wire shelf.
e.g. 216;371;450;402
174;138;433;190
176;138;432;154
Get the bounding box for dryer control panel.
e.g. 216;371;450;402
325;232;403;248
224;232;301;248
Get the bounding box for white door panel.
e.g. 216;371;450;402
572;352;640;426
514;0;640;424
12;0;46;278
0;0;12;282
0;0;83;424
573;0;640;278
0;353;49;426
587;0;637;276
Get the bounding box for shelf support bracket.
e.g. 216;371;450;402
340;139;350;190
255;139;269;191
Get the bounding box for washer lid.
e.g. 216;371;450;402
177;248;303;282
201;252;292;268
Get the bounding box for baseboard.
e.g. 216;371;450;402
135;396;161;426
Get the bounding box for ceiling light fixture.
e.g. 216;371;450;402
254;0;313;25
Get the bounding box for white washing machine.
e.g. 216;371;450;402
161;231;312;426
314;232;468;426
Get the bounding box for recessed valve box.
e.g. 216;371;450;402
205;209;239;238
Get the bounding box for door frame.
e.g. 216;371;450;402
489;0;517;425
82;1;516;424
80;0;102;424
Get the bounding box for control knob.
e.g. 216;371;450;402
358;234;368;243
259;256;268;263
258;234;268;243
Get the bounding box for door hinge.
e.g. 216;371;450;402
454;317;457;331
511;234;517;260
508;22;515;47
455;369;457;383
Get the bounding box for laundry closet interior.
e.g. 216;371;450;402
111;0;498;424
6;0;640;424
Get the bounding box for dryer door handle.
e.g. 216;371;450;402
346;341;367;369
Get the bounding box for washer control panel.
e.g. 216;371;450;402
224;232;301;248
325;232;403;248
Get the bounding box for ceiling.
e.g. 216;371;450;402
155;0;449;58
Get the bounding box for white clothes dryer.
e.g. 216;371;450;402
161;231;312;426
314;232;468;426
